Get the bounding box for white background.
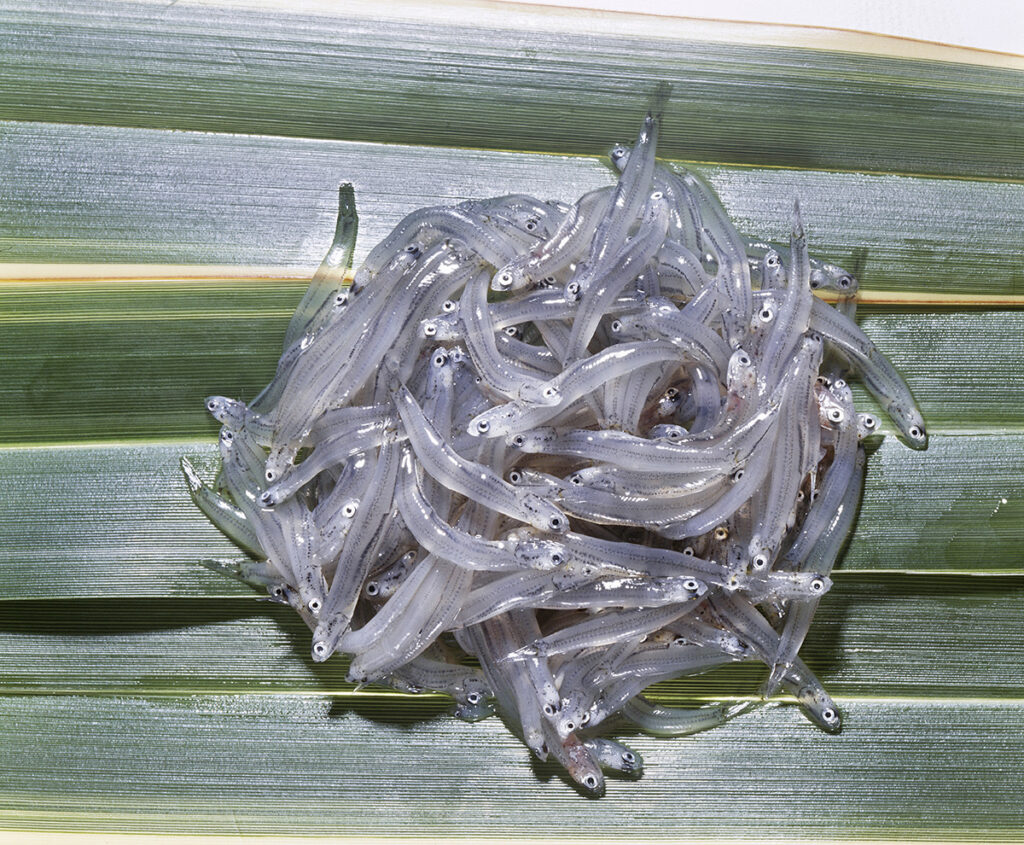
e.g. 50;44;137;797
495;0;1023;55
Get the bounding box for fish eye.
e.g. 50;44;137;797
822;707;837;723
682;546;695;556
864;416;878;429
583;775;598;789
828;408;844;422
550;552;564;566
731;468;745;482
404;243;419;254
335;293;348;306
810;278;821;289
312;642;327;657
714;526;729;541
611;319;622;332
504;326;519;337
766;254;779;267
466;692;481;705
753;553;769;570
365;582;379;596
308;598;321;613
811;578;825;592
569;473;583;485
566;281;581;299
477;420;490;433
549;515;564;531
622;751;635;763
542;386;558;399
737;353;751;366
909;425;924;439
342;502;358;518
838;275;852;289
432;352;446;366
651;190;663;200
508;469;522;483
683;579;699;591
580;712;590;724
423;324;437;337
759;306;774;322
525;218;538;232
833;378;847;389
496;271;514;288
611;145;627;159
264;469;274;481
666;388;679;399
543;703;555;715
442;299;457;312
511;434;525;447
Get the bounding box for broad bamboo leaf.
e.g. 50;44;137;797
0;695;1022;836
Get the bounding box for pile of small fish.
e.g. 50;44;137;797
181;109;926;794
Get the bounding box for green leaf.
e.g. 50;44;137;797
1;0;1022;836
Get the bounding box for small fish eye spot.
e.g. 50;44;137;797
313;642;327;656
565;721;575;731
424;325;437;337
366;582;379;596
580;712;590;724
684;579;699;591
810;279;820;289
512;435;525;446
551;553;564;565
467;692;481;704
760;308;773;321
509;470;522;482
839;276;851;288
910;425;923;438
308;599;321;612
623;751;635;762
478;420;490;432
714;526;728;540
823;708;836;722
584;775;597;789
812;579;824;591
543;703;555;715
683;546;694;556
